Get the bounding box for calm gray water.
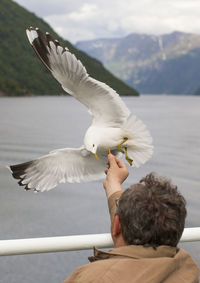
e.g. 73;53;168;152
0;95;199;283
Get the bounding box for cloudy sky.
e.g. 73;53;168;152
14;0;200;43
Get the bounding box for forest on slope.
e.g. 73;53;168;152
0;0;138;96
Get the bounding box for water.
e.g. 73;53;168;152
0;95;199;283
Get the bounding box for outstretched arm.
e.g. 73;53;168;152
104;153;129;198
104;154;129;221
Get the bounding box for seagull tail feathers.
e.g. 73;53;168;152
122;115;153;168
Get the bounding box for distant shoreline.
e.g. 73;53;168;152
1;93;199;97
0;93;140;97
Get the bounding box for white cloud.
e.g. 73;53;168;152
14;0;78;16
14;0;200;43
68;3;98;21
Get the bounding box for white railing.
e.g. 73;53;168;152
0;227;200;256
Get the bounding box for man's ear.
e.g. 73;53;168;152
112;215;122;238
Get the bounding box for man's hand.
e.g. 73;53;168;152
103;154;129;199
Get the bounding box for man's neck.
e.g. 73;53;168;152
114;235;126;248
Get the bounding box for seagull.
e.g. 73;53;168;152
8;27;153;192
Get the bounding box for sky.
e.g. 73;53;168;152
14;0;200;43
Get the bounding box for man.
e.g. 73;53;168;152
64;154;199;283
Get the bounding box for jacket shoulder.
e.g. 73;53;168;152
63;259;118;283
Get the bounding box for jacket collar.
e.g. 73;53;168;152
89;245;177;262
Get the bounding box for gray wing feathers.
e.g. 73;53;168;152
26;27;130;126
9;148;107;192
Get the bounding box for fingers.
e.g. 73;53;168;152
115;157;126;168
104;154;129;191
107;153;126;169
107;153;118;167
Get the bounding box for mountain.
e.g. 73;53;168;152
76;31;200;95
0;0;138;96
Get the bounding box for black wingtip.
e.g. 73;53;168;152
27;27;52;70
26;27;67;71
9;161;34;191
10;161;32;179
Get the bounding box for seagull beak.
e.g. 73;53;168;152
93;153;99;159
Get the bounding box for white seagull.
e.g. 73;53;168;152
8;27;153;192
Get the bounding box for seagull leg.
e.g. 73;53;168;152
117;137;128;154
125;146;133;166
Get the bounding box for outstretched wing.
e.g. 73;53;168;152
26;27;130;127
8;147;108;192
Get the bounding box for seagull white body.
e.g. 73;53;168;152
8;27;153;192
84;126;123;152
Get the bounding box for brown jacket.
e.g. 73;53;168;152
64;192;199;283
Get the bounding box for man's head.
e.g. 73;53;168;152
113;173;187;248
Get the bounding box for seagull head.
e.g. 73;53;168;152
85;141;99;159
91;143;98;159
84;127;100;159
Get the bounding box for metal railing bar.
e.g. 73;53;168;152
0;227;200;256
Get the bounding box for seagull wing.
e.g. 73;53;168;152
26;27;130;127
9;147;108;192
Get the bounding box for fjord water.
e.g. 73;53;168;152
0;95;199;283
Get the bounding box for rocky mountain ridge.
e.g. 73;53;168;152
76;31;200;94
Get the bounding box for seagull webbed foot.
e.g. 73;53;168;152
125;146;133;166
117;137;128;154
117;137;133;166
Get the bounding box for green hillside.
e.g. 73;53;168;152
0;0;139;96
